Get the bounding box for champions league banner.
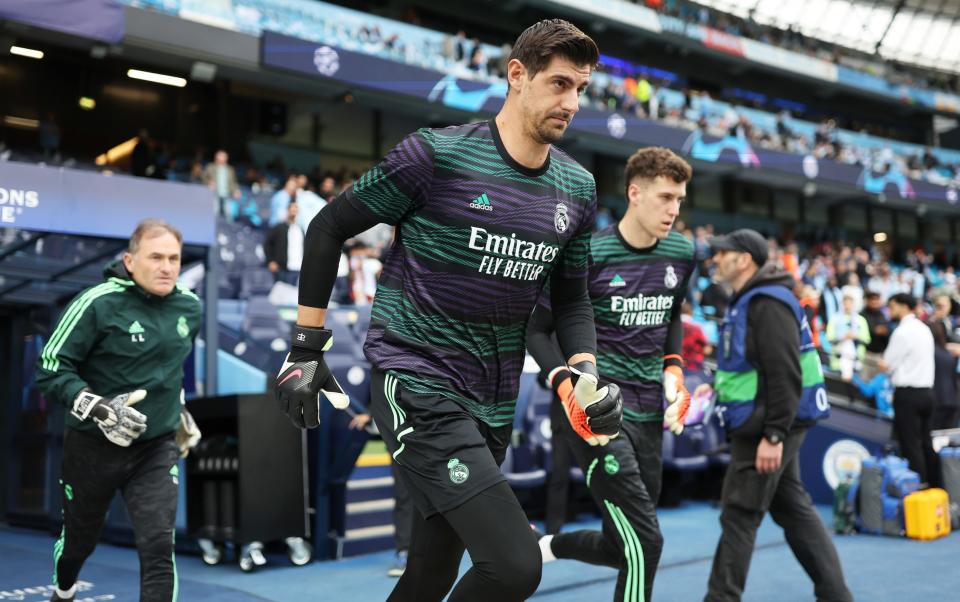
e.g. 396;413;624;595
261;31;958;207
0;162;216;245
0;0;124;43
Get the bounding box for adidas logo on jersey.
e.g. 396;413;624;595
128;320;145;343
468;193;493;211
609;274;626;287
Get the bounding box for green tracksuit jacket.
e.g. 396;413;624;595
36;261;202;441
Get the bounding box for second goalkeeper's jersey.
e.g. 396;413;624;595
589;226;694;421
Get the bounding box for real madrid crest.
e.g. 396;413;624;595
664;265;678;288
554;203;569;234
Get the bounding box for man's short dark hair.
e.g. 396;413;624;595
508;19;599;81
888;293;917;310
865;291;881;300
623;147;692;196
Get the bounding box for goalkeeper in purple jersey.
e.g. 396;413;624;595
273;19;625;602
527;148;696;602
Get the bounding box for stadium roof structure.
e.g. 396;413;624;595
694;0;960;73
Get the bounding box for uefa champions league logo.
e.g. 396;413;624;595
313;46;340;76
607;113;626;139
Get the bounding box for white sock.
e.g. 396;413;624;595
538;534;556;563
55;584;77;599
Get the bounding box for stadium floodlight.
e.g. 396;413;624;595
10;46;43;59
126;69;186;87
3;115;39;129
79;97;96;110
874;232;888;243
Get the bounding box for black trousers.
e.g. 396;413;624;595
387;481;541;602
550;420;664;602
55;429;180;601
933;405;960;431
392;462;414;552
893;387;940;485
705;430;852;602
545;398;575;535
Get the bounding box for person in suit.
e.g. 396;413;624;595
202;149;241;218
264;201;303;286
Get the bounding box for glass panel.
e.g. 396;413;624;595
940;25;960;67
898;13;933;58
880;11;913;56
816;0;853;42
865;6;895;44
833;4;868;48
753;0;782;22
775;2;807;29
798;0;830;35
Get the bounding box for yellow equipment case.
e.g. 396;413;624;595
904;488;951;541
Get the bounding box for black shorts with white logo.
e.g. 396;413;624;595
369;368;510;517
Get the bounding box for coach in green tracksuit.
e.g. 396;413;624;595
36;219;201;602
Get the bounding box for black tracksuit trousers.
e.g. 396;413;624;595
55;428;180;601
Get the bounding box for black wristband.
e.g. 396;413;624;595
291;325;333;352
551;369;572;396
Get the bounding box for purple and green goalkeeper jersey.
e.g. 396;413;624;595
345;121;596;427
589;226;694;422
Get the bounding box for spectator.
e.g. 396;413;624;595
927;294;959;350
202;149;241;218
264;201;303;286
454;30;467;62
825;295;870;382
840;272;864;313
38;112;60;161
318;176;338;201
928;296;960;430
131;129;154;178
294;174;328;234
797;284;822;349
880;293;939;485
270;175;299;227
819;276;843;330
861;291;891;380
681;302;712;371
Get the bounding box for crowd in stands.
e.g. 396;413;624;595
642;0;960;95
678;221;960;426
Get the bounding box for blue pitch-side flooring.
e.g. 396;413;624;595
2;503;957;601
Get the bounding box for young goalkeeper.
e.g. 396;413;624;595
527;147;695;602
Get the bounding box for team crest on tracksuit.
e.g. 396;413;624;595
554;203;569;234
664;265;679;289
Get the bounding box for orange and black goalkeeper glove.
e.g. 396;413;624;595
663;361;690;435
548;362;623;446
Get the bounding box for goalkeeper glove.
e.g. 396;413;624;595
663;364;690;435
72;389;148;447
176;390;201;458
549;362;622;446
276;325;349;428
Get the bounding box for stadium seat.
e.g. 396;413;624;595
501;445;547;490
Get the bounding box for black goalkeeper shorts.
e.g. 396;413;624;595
369;368;510;517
